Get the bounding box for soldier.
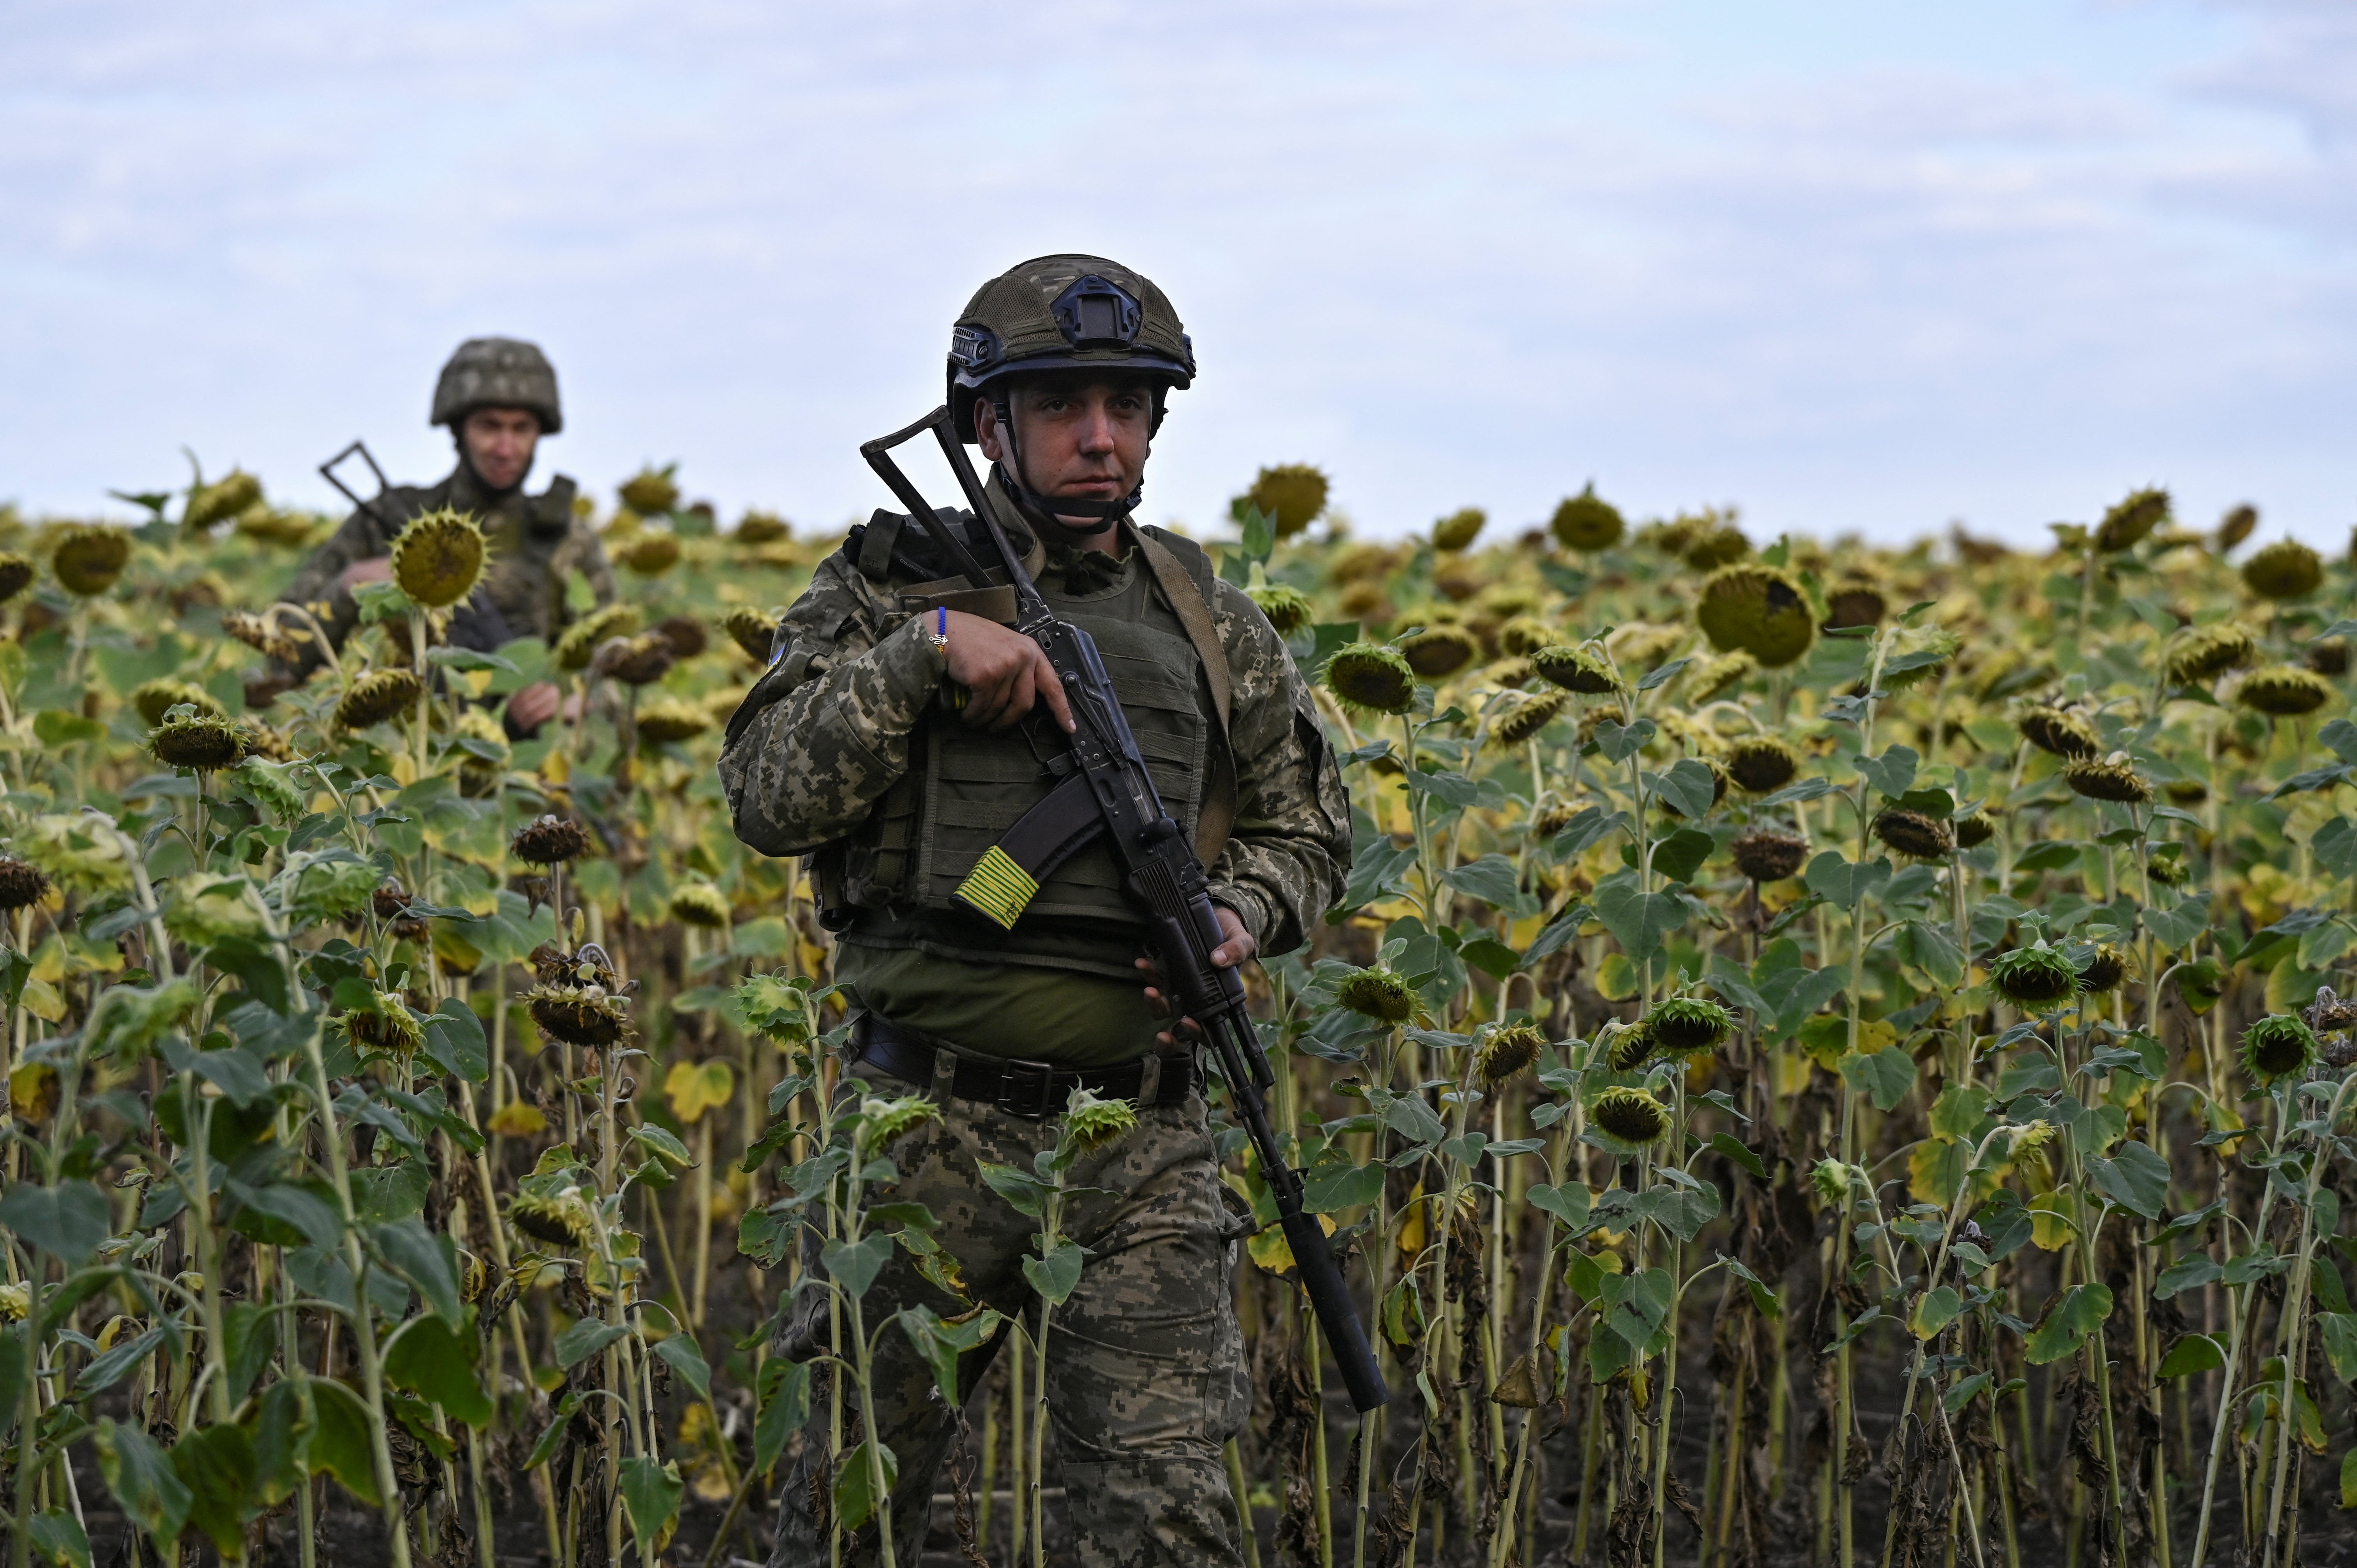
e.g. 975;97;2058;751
263;336;615;730
719;256;1351;1566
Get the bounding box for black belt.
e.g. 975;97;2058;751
851;1014;1198;1119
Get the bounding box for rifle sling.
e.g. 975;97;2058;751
1123;523;1237;867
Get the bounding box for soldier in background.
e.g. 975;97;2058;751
261;336;615;731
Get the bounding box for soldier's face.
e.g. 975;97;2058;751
976;376;1152;517
460;406;542;491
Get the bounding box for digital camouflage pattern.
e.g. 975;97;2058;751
275;462;616;677
770;1076;1249;1568
717;495;1350;962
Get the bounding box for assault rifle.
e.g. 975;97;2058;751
860;407;1389;1414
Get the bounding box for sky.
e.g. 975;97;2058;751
4;0;2355;549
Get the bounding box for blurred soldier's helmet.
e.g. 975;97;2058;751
947;256;1193;444
432;337;563;435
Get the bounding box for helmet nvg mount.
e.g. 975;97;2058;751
948;255;1193;526
432;337;563;435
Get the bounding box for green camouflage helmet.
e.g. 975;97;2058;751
948;255;1194;441
431;337;563;434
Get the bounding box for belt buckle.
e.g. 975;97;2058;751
995;1058;1060;1120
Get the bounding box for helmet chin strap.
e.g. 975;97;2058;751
990;396;1139;538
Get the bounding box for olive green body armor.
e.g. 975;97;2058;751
821;511;1223;982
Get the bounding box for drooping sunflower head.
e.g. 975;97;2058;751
1823;581;1887;630
601;633;678;687
1686;650;1757;702
1246;464;1330;538
2242;539;2324;602
1399;624;1481;680
1872;807;1953;861
2017;702;2100;759
1324;644;1417;716
619;533;682;577
555;604;642;671
2237;666;2333;718
2239;1013;2319;1085
1590;1087;1671;1151
2162;622;2256;687
1952;812;1995;849
513;814;590;865
1433;507;1486;552
2063;754;2151;805
132;678;223;727
1724;736;1800;795
1495;615;1557;658
150;712;248;773
1731;829;1809;883
345;991;425;1059
390;508;488;609
1247;583;1315;636
1550;484;1624;552
1475;1021;1546;1088
1335;966;1416;1025
2094;486;2170;553
2076;944;2128;994
51;525;130;596
1988;944;2081;1009
1058;1088;1140;1155
1643;996;1735;1056
333;669;423;730
0;857;53;912
1682;523;1750;571
221;608;303;664
668;881;731;929
2216;503;2258;552
509;1187;596;1249
1492;690;1569;749
184;470;265;530
637;697;710;745
1695;564;1816;668
723;606;779;662
0;554;36;604
1880;627;1962;690
525;984;630;1048
1530;643;1622;696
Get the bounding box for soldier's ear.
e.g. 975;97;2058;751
975;399;1006;464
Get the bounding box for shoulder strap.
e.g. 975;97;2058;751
1127;524;1237;866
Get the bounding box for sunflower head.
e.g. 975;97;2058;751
1590;1087;1671;1151
2162;622;2256;686
1682;524;1750;571
1724;736;1800;794
1988;944;2081;1009
2094;487;2170;553
637;697;710;745
51;526;130;596
1643;996;1734;1056
1530;643;1622;696
390;508;488;609
2242;539;2324;601
618;466;681;516
1058;1087;1140;1155
1686;650;1757;702
1335;966;1416;1025
1475;1021;1546;1088
345;991;425;1059
2017;702;2100;759
620;533;682;576
1246;464;1330;538
1881;627;1962;690
2237;666;2333;718
668;882;731;929
133;678;224;727
2063;754;2151;804
1732;829;1808;883
1873;807;1953;861
525;984;630;1048
2240;1013;2319;1085
1493;615;1554;659
1952;812;1995;849
724;606;779;662
2077;944;2128;994
150;713;248;773
1606;1023;1656;1072
601;633;677;687
333;669;423;730
2217;503;2259;552
1399;624;1481;679
1324;644;1417;716
555;604;642;671
0;555;35;604
0;857;53;913
1550;484;1624;552
509;1187;596;1249
513;815;590;865
184;470;265;531
2308;640;2349;677
736;509;790;544
1431;507;1486;552
1247;583;1315;636
221;609;303;664
1695;564;1816;668
1824;582;1887;630
1492;690;1569;749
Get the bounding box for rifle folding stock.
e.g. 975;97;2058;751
860;408;1389;1413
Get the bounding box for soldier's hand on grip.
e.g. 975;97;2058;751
938;611;1076;734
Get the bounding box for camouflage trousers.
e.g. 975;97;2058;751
768;1052;1250;1568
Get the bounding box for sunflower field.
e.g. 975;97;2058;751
0;458;2352;1568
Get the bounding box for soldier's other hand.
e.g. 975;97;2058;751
338;556;392;591
505;681;563;734
1140;906;1255;1047
940;612;1075;734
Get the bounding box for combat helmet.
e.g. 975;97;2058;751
948;256;1192;524
431;337;563;434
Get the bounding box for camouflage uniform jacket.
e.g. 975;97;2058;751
719;501;1351;962
276;462;615;676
